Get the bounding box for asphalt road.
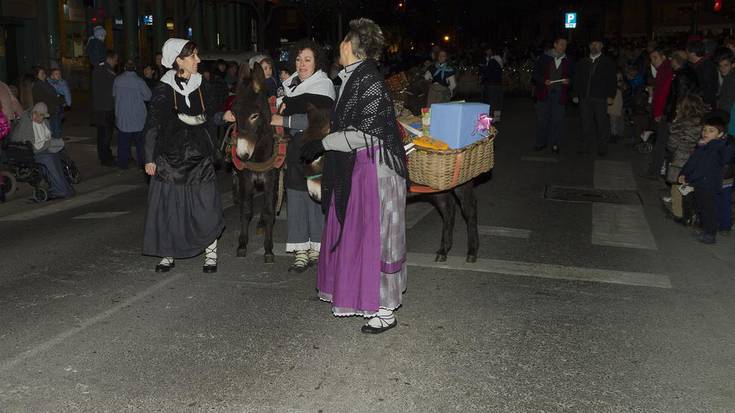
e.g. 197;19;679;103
1;98;734;412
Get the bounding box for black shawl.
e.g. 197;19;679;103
322;59;408;233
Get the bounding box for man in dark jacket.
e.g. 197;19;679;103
85;26;107;67
479;47;504;122
666;54;700;121
687;40;719;109
532;37;572;154
572;40;617;156
717;51;735;113
91;50;118;167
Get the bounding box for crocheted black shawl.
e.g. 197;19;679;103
322;59;408;236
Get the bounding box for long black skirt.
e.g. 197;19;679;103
143;178;225;258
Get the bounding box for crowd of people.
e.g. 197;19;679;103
530;34;735;244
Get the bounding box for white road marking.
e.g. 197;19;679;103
406;252;671;289
0;273;185;372
257;244;671;289
594;160;637;190
591;203;658;250
478;225;531;239
521;156;558;163
0;185;141;222
72;211;132;220
591;160;657;250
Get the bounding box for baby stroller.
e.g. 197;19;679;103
0;139;80;202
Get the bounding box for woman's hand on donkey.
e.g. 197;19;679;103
300;140;325;163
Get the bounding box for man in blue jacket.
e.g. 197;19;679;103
113;60;152;169
679;114;728;244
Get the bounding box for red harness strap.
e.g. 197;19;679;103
230;127;288;172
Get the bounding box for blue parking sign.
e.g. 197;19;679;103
565;12;577;29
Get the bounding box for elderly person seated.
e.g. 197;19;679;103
9;102;74;199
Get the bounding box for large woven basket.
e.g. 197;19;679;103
408;127;496;191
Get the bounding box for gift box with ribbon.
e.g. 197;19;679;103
429;102;492;149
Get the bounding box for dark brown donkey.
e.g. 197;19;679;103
230;64;279;263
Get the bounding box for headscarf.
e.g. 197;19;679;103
93;26;106;41
161;38;190;69
248;54;269;69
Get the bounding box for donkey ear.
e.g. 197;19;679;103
251;62;266;94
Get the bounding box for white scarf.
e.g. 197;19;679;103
279;70;335;107
32;121;51;151
160;69;202;108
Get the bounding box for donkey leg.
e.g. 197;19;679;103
429;192;456;262
261;170;278;263
237;173;255;257
456;181;479;263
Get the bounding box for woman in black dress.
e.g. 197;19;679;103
143;39;233;273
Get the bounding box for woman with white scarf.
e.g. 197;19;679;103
271;42;336;272
143;39;232;273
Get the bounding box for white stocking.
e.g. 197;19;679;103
204;240;217;266
159;257;174;266
366;308;395;328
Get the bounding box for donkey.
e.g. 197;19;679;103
423;181;479;263
301;106;480;263
301;103;332;201
230;64;279;263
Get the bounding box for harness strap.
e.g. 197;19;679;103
230;128;288;172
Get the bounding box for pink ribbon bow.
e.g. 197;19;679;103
472;113;493;137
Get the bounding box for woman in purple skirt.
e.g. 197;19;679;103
300;18;408;334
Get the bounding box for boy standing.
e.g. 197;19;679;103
47;68;71;140
679;115;727;244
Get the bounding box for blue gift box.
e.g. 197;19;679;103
429;102;491;148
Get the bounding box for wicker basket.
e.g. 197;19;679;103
407;127;496;191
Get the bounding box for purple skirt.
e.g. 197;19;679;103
317;149;407;316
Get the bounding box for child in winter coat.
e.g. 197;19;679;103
47;68;71;140
666;95;709;221
679;114;728;244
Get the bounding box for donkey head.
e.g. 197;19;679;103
231;62;273;160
